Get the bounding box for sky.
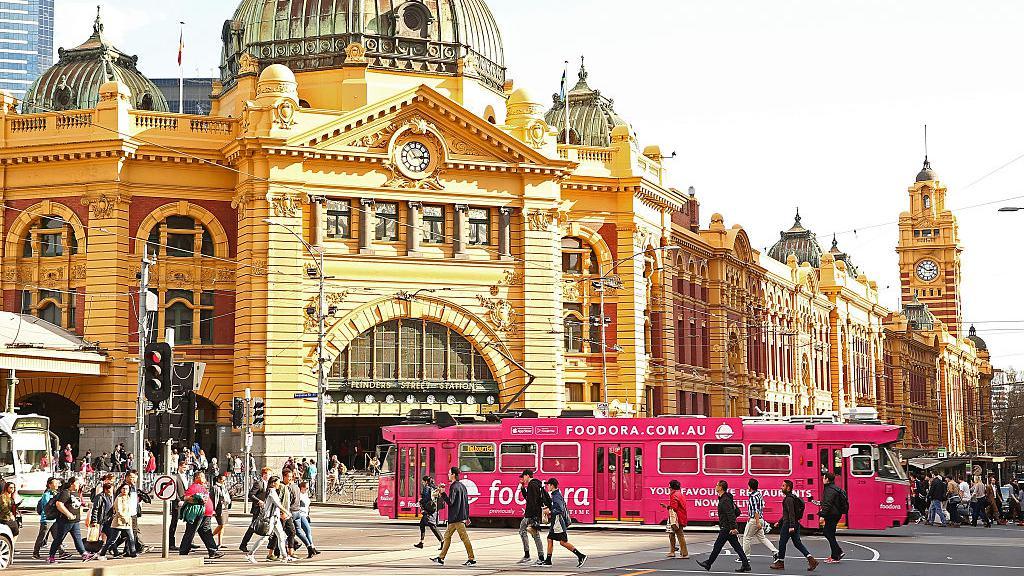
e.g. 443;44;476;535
54;0;1022;369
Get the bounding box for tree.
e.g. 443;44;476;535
992;368;1024;455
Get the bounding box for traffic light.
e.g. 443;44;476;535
231;398;245;429
252;397;265;429
143;342;173;403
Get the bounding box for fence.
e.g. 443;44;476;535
326;473;379;507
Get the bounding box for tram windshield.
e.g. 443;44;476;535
876;444;907;480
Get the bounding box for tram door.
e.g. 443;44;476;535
396;444;436;518
595;444;644;521
817;445;848;525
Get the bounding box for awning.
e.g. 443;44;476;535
0;313;106;375
908;457;969;470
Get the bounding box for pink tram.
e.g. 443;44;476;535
377;412;911;531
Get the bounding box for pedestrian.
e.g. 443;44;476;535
414;476;442;550
770;480;818;571
369;454;381;476
295;481;320;557
946;475;963;526
238;467;271;553
517;469;550;565
47;476;95;563
741;478;778;563
233;455;242;476
122;470;152;555
660;479;688;559
145;450;156;474
304;458;317;489
211;473;231;547
87;482;114;554
927;472;948;526
61;444;74;473
177;471;224;559
33;477;64;559
430;467;475;566
818;472;847;563
244;476;291;564
209;457;219;480
281;468;311;559
696;480;751;572
970;475;989;527
1004;480;1021;523
913;473;928;522
0;481;20;539
98;484;136;559
541;478;586;567
986;476;1001;525
169;460;190;551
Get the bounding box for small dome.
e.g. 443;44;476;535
507;87;535;106
967;325;988;351
259;64;295;83
22;8;167;114
903;294;936;331
545;59;629;147
768;208;824;267
221;0;505;93
916;157;938;182
828;235;860;277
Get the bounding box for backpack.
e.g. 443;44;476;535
791;495;806;521
44;496;60;521
35;496;44;515
834;487;850;516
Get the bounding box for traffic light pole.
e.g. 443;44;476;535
316;247;327;503
136;255;152;473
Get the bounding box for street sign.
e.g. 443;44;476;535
294;392;318;399
153;474;176;501
245;430;253;450
937;447;948;459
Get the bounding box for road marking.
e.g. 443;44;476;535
840;539;879;561
620;570;657;576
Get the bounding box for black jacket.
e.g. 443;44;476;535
928;477;948;501
521;478;550;519
442;481;470;523
716;491;739;531
820;483;844;519
782;493;802;526
248;477;269;516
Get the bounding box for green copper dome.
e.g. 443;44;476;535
221;0;505;93
768;209;824;267
545;60;629;148
22;8;168;114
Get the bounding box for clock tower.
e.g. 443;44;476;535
897;158;963;338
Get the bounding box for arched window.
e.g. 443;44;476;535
563;305;585;353
22;215;78;257
923;194;931;209
331;319;497;405
152;289;215;346
561;237;599;275
147;215;214;258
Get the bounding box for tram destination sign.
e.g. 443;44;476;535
505;418;745;441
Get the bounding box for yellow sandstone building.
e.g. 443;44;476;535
0;1;992;461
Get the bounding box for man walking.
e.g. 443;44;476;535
769;480;817;571
32;477;63;559
696;480;751;572
169;460;191;550
927;472;948;526
741;478;778;564
239;467;271;552
818;472;846;563
431;467;475;566
517;469;550;565
970;475;990;527
123;470;151;555
946;475;963;526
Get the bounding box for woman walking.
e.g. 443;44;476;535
87;482;114;554
244;476;292;564
295;481;320;557
99;484;136;559
0;481;20;540
178;472;224;559
211;473;231;547
542;478;587;568
660;480;688;558
414;476;442;549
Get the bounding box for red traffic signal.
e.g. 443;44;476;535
143;342;173;403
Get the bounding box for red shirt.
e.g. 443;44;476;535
183;482;214;517
668;490;688;527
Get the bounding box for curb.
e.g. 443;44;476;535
7;556;204;576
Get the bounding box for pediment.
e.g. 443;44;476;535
286;85;565;169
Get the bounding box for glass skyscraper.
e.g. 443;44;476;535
0;0;53;98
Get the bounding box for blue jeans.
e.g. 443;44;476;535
971;500;990;526
777;522;811;560
295;514;314;547
49;519;85;557
928;499;947;525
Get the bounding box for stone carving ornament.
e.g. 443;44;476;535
81;193;123;219
476;294;519;336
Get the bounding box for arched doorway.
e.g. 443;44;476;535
195;396;219;459
16;393;79;452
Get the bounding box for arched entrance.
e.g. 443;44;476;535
17;393;79;451
195;396;219;459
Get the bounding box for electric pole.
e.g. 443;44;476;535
136;255;153;472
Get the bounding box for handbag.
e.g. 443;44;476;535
251;517;271;537
85;523;100;542
181;502;205;524
551;514;566;535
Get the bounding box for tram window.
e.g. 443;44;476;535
634;447;643;474
541;443;580;473
703;444;744;475
749;444;792;475
875;445;908;480
0;434;12;476
658;443;699;474
459;443;496;473
850;445;873;476
499;443;538;472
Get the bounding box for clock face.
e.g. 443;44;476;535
399;141;431;174
916;259;940;282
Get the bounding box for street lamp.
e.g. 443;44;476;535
998;207;1023;212
263;217;329;503
591;245;680;411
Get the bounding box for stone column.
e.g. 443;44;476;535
453;204;468;256
311;198;324;247
498;207;513;260
359;198;375;254
407;201;422;255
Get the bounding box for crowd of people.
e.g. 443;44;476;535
913;470;1023;527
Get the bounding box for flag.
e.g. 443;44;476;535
177;29;184;66
561;61;569;144
560;66;567;102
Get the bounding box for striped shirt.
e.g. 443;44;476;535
748;490;765;518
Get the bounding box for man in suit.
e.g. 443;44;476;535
238;467;271;552
168;461;190;550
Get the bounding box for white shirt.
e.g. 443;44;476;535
959;481;970;500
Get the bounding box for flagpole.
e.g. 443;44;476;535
563;60;569;145
178;21;185;114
